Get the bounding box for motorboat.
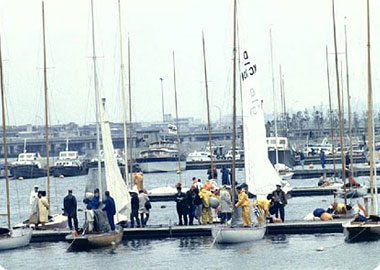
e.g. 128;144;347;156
10;152;47;179
51;150;87;177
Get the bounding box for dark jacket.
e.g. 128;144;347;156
83;195;100;210
221;168;230;185
63;194;77;217
271;189;287;205
207;168;218;180
103;196;116;216
175;192;188;212
131;194;139;212
186;189;195;208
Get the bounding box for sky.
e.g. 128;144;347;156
0;0;379;126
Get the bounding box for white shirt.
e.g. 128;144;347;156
29;190;38;205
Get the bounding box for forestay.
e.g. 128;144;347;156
100;104;131;223
238;12;284;199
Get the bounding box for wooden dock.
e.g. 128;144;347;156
30;220;347;243
292;165;380;179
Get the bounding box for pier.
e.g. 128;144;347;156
292;165;380;179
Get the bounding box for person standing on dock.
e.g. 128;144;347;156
175;184;188;226
29;186;39;224
221;166;230;185
186;186;196;225
235;186;252;227
38;191;49;225
63;189;78;232
199;187;214;224
219;185;232;224
320;150;326;169
271;184;287;222
130;191;140;228
103;191;116;231
299;152;305;169
138;190;150;227
30;185;39;208
193;188;203;224
134;169;144;191
207;165;217;180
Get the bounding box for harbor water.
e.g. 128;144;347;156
0;169;380;269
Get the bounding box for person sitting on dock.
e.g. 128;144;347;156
221;166;230;185
235;186;252;227
103;191;116;231
175;184;188;226
138;190;150;227
199;187;214;225
320;150;326;169
329;202;353;215
219;185;232;224
271;184;287;222
38;191;49;226
130;191;140;228
312;208;333;221
63;189;78;232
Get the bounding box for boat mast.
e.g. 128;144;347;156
160;78;165;123
23;138;26;153
172;52;182;182
269;29;279;169
117;0;129;186
202;32;215;180
231;0;237;207
331;0;347;205
366;0;375;214
90;0;102;198
325;46;337;179
344;23;354;175
127;37;133;187
237;23;244;152
65;138;69;151
42;1;51;207
279;65;286;163
0;30;11;229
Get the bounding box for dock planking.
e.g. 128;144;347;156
29;220;347;243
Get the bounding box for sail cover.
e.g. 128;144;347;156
100;104;131;223
238;25;284;199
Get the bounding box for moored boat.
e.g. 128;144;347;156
212;225;265;244
0;227;33;251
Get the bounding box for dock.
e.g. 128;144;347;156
30;220;347;243
292;165;380;179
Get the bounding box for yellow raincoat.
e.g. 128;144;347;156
134;172;144;191
199;188;213;224
235;190;252;226
38;196;49;223
253;200;270;223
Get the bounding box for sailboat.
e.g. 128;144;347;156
212;0;289;244
0;21;32;250
343;0;380;242
66;0;130;249
15;1;67;230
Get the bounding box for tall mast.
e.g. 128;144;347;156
237;23;244;151
366;0;375;214
90;0;102;198
160;78;165;122
269;29;279;168
332;0;346;205
117;0;129;185
344;23;354;175
42;1;51;207
231;0;237;207
172;52;182;182
127;37;133;187
279;65;286;164
0;30;11;229
325;46;336;179
202;32;214;179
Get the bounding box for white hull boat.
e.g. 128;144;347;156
212;225;265;244
0;227;32;250
343;220;380;242
15;214;67;230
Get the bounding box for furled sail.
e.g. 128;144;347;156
239;31;287;199
100;103;131;223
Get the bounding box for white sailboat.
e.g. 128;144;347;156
212;0;289;245
66;0;130;248
0;23;32;250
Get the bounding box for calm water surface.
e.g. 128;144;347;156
0;169;379;269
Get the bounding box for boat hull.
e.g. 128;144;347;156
343;222;380;242
10;165;47;179
0;228;32;250
137;159;186;173
66;226;123;249
14;214;67;230
51;166;87;177
212;225;266;244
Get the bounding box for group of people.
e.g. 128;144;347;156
129;189;150;228
29;185;50;226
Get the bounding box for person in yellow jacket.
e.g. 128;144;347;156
133;170;144;191
199;187;214;224
253;200;270;223
235;186;252;227
38;191;49;224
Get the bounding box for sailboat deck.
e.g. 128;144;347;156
29;220;348;243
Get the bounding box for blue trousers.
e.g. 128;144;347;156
107;213;115;231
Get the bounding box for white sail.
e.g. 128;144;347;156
100;104;131;223
239;27;288;199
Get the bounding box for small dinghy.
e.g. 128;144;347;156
212;225;265;244
0;227;32;251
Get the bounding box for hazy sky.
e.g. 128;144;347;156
0;0;379;126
